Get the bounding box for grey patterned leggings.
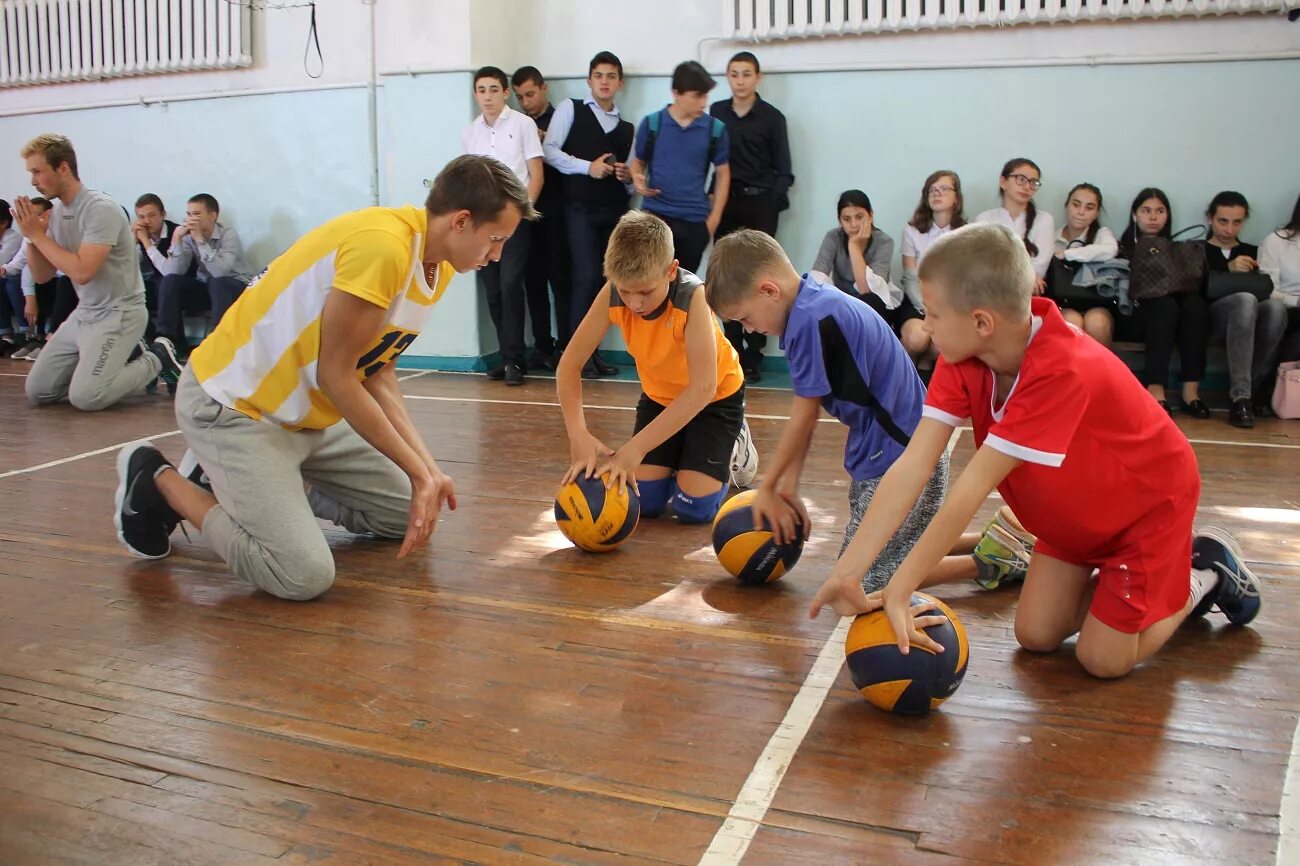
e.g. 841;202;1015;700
841;453;951;592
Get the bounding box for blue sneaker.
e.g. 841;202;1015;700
1192;526;1262;626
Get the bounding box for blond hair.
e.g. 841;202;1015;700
704;228;793;316
604;211;673;286
20;133;78;178
918;223;1033;319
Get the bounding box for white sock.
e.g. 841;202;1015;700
1189;567;1220;608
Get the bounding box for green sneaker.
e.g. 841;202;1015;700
985;505;1036;554
972;523;1032;590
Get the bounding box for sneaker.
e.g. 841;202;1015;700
11;338;40;360
985;505;1037;554
23;344;41;361
971;523;1032;590
148;337;182;393
127;339;160;394
1191;526;1262;626
730;418;758;488
114;441;181;559
485;365;506;381
503;363;525;386
176;449;213;495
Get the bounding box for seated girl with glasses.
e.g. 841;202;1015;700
976;158;1055;295
898;170;967;363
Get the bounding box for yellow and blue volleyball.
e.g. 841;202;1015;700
845;593;969;715
554;474;640;553
711;489;805;585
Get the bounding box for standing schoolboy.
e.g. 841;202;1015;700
512;65;571;370
543;51;633;378
710;51;793;382
629;61;731;275
462;66;544;385
809;224;1261;679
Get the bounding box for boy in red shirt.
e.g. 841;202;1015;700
810;223;1262;678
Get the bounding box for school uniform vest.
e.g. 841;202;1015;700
560;98;633;206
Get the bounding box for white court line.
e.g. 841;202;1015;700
694;426;965;865
0;429;184;480
1280;720;1300;866
403;393;1300;449
697;617;852;865
0;370;433;480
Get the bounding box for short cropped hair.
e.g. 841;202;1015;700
473;66;508;91
704;229;791;316
672;60;715;94
918;223;1033;319
20;133;78;178
511;65;544;88
188;193;220;214
425;154;539;223
589;51;623;79
604;211;674;286
728;51;760;73
135;193;165;212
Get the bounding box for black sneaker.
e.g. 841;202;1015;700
485;365;506;381
114;441;181;559
177;449;213;495
128;339;160;395
1191;526;1262;625
503;363;524;386
149;337;183;394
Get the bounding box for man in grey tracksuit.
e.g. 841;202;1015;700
13;133;181;411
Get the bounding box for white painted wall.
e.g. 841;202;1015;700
0;0;1297;365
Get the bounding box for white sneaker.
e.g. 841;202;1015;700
730;419;758;488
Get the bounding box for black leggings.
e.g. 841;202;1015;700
1136;293;1209;387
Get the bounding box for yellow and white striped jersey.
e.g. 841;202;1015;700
189;206;452;430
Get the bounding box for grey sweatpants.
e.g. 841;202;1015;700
841;453;950;593
25;304;160;411
1209;293;1288;401
175;366;413;601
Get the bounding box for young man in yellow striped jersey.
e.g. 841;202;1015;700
112;156;537;600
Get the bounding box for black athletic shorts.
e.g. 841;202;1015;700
634;385;744;483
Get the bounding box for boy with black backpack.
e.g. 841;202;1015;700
629;61;730;273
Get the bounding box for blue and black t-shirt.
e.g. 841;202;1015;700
780;274;926;481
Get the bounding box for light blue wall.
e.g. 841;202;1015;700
4;58;1296;365
0;88;374;270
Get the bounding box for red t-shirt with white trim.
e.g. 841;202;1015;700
923;297;1198;561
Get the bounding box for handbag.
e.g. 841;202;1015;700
1128;226;1206;302
1272;360;1300;420
1206;271;1274;301
1047;241;1102;304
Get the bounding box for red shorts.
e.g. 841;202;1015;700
1034;494;1196;634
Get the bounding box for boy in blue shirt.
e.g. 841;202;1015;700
706;229;1031;592
630;61;730;274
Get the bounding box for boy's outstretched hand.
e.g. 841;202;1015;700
594;447;642;496
808;582;950;656
563;432;614;485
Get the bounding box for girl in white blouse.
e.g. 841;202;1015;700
1053;182;1119;345
899;169;966;362
975;157;1055;294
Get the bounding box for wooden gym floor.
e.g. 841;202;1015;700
1;361;1298;866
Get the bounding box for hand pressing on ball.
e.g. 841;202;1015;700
563;431;615;485
594;446;643;496
752;486;808;545
881;583;947;655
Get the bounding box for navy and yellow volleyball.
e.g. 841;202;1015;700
711;489;805;585
554;474;640;553
845;593;969;715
